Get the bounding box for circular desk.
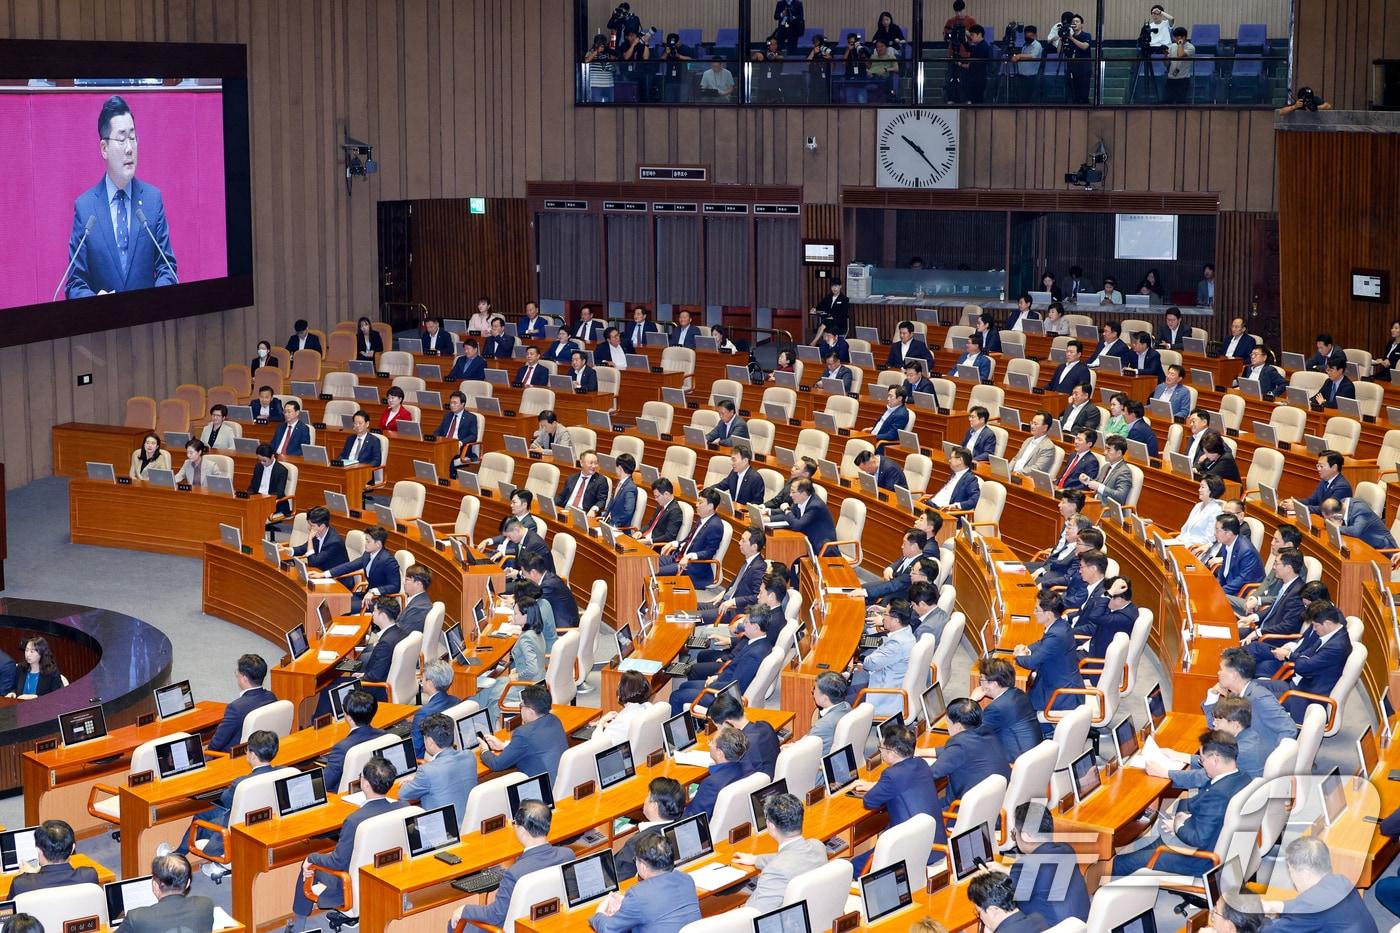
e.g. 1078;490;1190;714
0;598;173;793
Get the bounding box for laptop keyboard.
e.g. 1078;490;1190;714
451;868;503;895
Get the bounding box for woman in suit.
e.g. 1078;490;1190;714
1039;271;1064;303
355;317;383;362
378;386;414;431
1377;320;1400;382
9;637;63;699
476;596;546;723
129;433;170;480
251;340;277;378
173;440;223;488
1194;432;1242;484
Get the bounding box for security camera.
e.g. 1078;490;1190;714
805;136;819;152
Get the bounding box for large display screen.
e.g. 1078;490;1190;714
0;40;252;347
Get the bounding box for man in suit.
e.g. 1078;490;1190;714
1150;364;1193;419
1154;696;1268;787
854;448;908;492
170;730;280;864
812;280;851;338
569;349;599;392
1239;548;1305;640
208;654;277;752
511;345;551;387
480;684;568;781
519;552;579;631
709;691;780;777
1129;331;1165;381
1196;264;1215;307
197;405;236;450
1313;357;1356;410
1056;430;1100;492
337;410;381;466
1261;837;1378;933
928;447;982;512
397;713;476;822
1017;591;1083;719
122;855;215;933
1293;450;1353;515
1122;399;1158;456
715;447;766;506
975;316;1003;354
954;334;994;383
1219;317;1256;361
597;327;631;369
1307;335;1346;373
321;689;383;792
65;96;178;298
606;453;639;527
1261;600;1352;721
706;399;749;446
781;479;838;554
1074;575;1137;660
1008;412;1057;476
291;756;405;929
1060;544;1107;611
248;445;292;517
1237;345;1286;399
1210;514;1264;598
1087;321;1135;369
698;526;767;625
669;309;698;348
902;360;936;397
396;565;434;634
532;410;573;453
1232;526;1304;616
808;671;851;756
446;339;487;382
638;478;684;545
962;406;997;462
1004;294;1040;332
863;530;928;603
250;386;285;422
1112;730;1251;876
1085;435;1134;504
572;306;603;344
434;392;477;477
270;400;310;456
418;317;453;355
411;660;459;759
1322;496;1396;548
482;317;515;359
968;866;1052;933
556;450;610;514
449;801;573;930
848;605;915;718
285;320;321;355
1157;308;1186;349
733;793;829;912
312;598;409;715
615;779;687;881
868;385;912;443
1059;383;1100;434
822;349;856;393
852;724;947;867
519;300;548;340
8;820;98;896
685;726;749;818
1000;803;1090;924
884;321;935;370
818;329;851;363
622;306;659;352
1045;340;1093;394
290;506;349;571
975;655;1043;762
1204;647;1298;748
764;458;818;511
542;333;575;364
658;488;725;588
919;698;1012;807
590;829;701;932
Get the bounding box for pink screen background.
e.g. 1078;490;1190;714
0;89;227;309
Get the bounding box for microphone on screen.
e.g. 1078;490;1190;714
53;215;97;301
136;207;180;285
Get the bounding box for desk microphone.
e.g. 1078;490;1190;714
53;215;97;301
135;207;180;284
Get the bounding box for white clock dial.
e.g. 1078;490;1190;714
876;109;960;189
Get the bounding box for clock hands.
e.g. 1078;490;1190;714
900;134;941;173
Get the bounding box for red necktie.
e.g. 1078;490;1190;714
278;425;292;455
645;504;665;535
525;365;535;384
679;517;704;555
448;413;460;438
569;475;590;509
1058;452;1082;489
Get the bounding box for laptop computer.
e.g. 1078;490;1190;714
626;353;650;370
949;821;994;881
1281;351;1307;371
206;474;235;496
1252;421;1278;445
275;767;328;817
1182;336;1208;356
472;397;503;416
397;421;424;440
1069;749;1102;804
684;425;709;448
1337;395;1362;419
1145;683;1167;733
164;430;191;448
822;744;860;793
813;411;838;434
483;369;509;386
1007;371;1032;391
662;387;687;407
635;418;661;439
998;406;1023;429
414;389;443;408
146;467;176;489
227;404;254;422
1074;324;1099;341
347;360;375;376
955;364;982;383
413;460;440;485
587;409;614;431
234;437;260;454
762;402;789;421
774;447;796;469
561;851;619;909
416;365;443;382
552;443;576;466
749;778;789;833
154;734;206;779
302;445;330;466
353;385;380;403
549;374;574;391
1147;397;1175;421
912;390;937;410
987;455;1011;481
859;861;913;923
849;351;875;370
1285;386;1312;409
898;430;921;454
505;772;555;813
405;805;459;858
1125;294;1150;308
1125;439;1151;464
502;434;530;456
155;680;195;719
772;370;798;390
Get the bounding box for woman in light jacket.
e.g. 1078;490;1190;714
129;433;170;480
477;595;547;724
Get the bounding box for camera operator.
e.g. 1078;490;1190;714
1010;25;1042;103
1145;5;1175;51
659;33;693;102
616;27;651;100
1050;12;1093;104
752;38;786;103
873;12;906;51
699;58;736;97
584;35;619;102
1164;27;1194;102
619;28;651;61
843;33;870;78
805;35;834;104
943;1;978;102
772;0;805;55
607;4;641;45
1278;87;1332;114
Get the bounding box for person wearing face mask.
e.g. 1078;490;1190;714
250;340;275;377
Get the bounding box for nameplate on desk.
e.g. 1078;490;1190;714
1102;758;1119;778
573;780;596;800
647;748;666;767
315;713;334;729
347;779;362;795
1058;791;1076;814
228;742;248;758
373;847;403;868
246;806;273;826
728;822;752;844
116;476;132;485
481;814;507;834
313;422;327;431
135;711;156;727
177;483;193;491
531;898;562;921
234;491;250;499
833;912;861;933
64;917;100;933
927;867;951;894
129;769;154;787
866;753;882;772
376;371;390;379
34;737;58;753
805;785;826;806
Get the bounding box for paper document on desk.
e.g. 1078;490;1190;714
1124;735;1187;771
674;750;715;769
340;791;368;807
494;623;523;636
310;578;339;586
328;624;360;637
996;561;1027;573
214;907;239;931
688;863;747;892
317;651;339;663
618;658;664;675
1195;624;1234;640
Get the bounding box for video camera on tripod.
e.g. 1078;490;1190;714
1001;22;1021;55
1054;12;1075;43
945;20;968;52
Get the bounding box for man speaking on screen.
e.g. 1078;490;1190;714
63;95;178;299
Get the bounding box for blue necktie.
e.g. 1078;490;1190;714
114;189;130;274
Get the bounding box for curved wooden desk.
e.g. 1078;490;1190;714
69;478;275;557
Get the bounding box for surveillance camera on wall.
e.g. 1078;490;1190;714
805;136;818;151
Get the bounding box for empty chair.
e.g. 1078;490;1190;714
610;434;645;466
781;858;853;933
903;453;932;493
867;812;940;883
660;347;696;389
326;330;356;366
223;363;253;393
391;375;426;395
710;772;771;839
378;350;414;376
291;349;322;381
772;734;822;798
689;409;720;435
930;378;957;411
156;398;190;434
832;497;867;565
640;400;674;434
793;428;830;463
1355;381;1385;418
1217;394;1244;432
1321;416;1360;457
1084;879;1158;933
1259;406;1306;444
87;731;194;828
207;385;240;409
709;379;745;406
1048;705;1093;801
824;395;860;430
678;910;760;933
661;446;697;484
322;371;358;398
876;370;905;389
701;454;732;489
758;468;785;501
746;419;775;457
518;387;555;417
1244;449;1284;498
461;774;530;835
998;742;1059;849
14;883;107;933
552;533;578;580
174;383;206;416
525;461;561;500
1287;370;1326;397
761;387;797;420
476;453;516;493
947;773;1007;839
1002;358;1040;387
567;426;598;455
626;701;670;761
968;384;1005;412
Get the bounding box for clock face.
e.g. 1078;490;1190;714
876;109;960;189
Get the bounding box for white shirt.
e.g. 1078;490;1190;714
1088;338;1120;367
1062;403;1088;432
1185;429;1206;463
349;434;366;461
931;468;969;508
1178;499;1222;548
1011;435;1043;473
1293;626;1343;684
257;462;275;495
599;702;647;746
1148;17;1173;47
1225;335;1242;356
606;343;628;368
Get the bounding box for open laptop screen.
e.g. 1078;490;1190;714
405;805;460;857
105;875;159;926
155;680;195;719
59;705;108;747
562;851;619;908
154;735;206;779
275;768;328;817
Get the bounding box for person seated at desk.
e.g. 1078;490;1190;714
972;656;1043;762
411;660;460;760
1042;301;1070;336
708;692;779;778
8;819;98;896
669;308;699;349
685;727;749;819
166;729;280;870
707;399;749;447
868;384;912;444
252;339;277;379
863;529;928;604
1005;293;1040;333
1151;364;1192;419
398;713;477;823
1060;537;1107;610
173;439;223;488
1239;549;1306;646
604;453;639;526
884;320;934;371
1313;357;1355;410
519;551;579;632
1073;575;1137;660
569;349;598;392
445;338;486;383
1259;837;1378;933
479;684;568;782
1219;317;1256;361
1034;513;1089;589
912;579;952;642
1209;513;1264;598
1378;319;1400;383
778;479;838;554
1307;333;1343;372
1087;321;1134;369
570;305;603;344
1055;430;1099;492
286;319;322;355
1320;496;1396;548
311;524;399;614
482;316;515;359
850;723;946;870
447;801;573;932
1256;600;1351;722
1170;476;1227;552
555;449;609;514
247;445;292;523
1151;697;1267;788
927;446;981;512
614;778;687;882
975;316;1002;355
336;410;381;466
1291;450;1353;516
354;316;383;361
320;689;383;792
1044;339;1092;395
198;404;237;450
731;793;829;913
207;653;276;752
508;345;549;387
123;854;216;933
270;400;310;455
846;602;915;717
657;488;723;586
418;316;453;356
1128;330;1165;382
1157;307;1186;350
983;803;1091;924
541;331;576;365
1008;411;1057;476
595;326;632;370
915;697;1012;808
1097;278;1124;306
476;595;547;723
8;638;67;700
291;756;404;932
1110;729;1250;877
130;432;170;480
821;349;856;394
484;489;542;551
763;457;817;512
379;386;414;432
968;868;1052;933
250;385;284;422
1085;434;1133;502
817;329;850;363
1016;591;1083;719
902;359;935;398
765;349;794;381
669;597;780;715
713;447;765;506
589;828;701;933
621;306;658;352
913;508;944;557
1233;525;1304;617
1204;647;1298;748
1194;433;1241;485
435;391;477;476
289;506;349;571
313;599;410;715
468;298;496;335
1121;399;1158;456
698;525;767;626
1236;345;1286;399
1058;382;1099;434
595;671;653;747
854;447;908;494
808;671;851;757
638;478;684;545
532;409;572;453
954;334;994;383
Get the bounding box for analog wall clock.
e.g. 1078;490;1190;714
876;109;960;188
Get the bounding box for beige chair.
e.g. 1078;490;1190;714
551;533;577;580
1002;358;1040;387
476;453;516;495
87;732;194;829
389;481;426;523
660;347;696;390
223;363;253;393
14;884;108;932
661;446;697;484
761;387;798;420
838;438;875;479
947;324;974;346
156;398;190;434
391;375;426;395
322;371;358;399
361;631;422;704
291;349;322;382
1243;448;1284;498
241;699;295;740
701;455;731;489
689;409;720;435
832;498;867;566
1322;416;1360;457
378;350;415;376
930;377;957;411
1217;394;1245;432
781;860;853;933
207;386;241;409
301;803;421;927
793;428;830;463
708;378;745;406
1257;406;1306;444
876;369;905;389
639;400;675;434
595;366;621;408
903;453;933;493
326;330;356;367
824;395;861;430
174;384;206;417
460;379;493;400
610;434;645;466
746;419;775;456
967;384;1005;413
1356;381;1385;419
525;462;561;500
429;495;480;544
519;387;555;416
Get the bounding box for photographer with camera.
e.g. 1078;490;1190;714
1010;25;1043;103
772;0;805;55
617;27;652;100
1164;27;1194;103
752;37;786;103
659;32;693;102
805;34;834;103
943;1;978;103
584;34;619;102
843;33;870;78
607;4;641;45
1278;87;1332;114
1050;12;1093;104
